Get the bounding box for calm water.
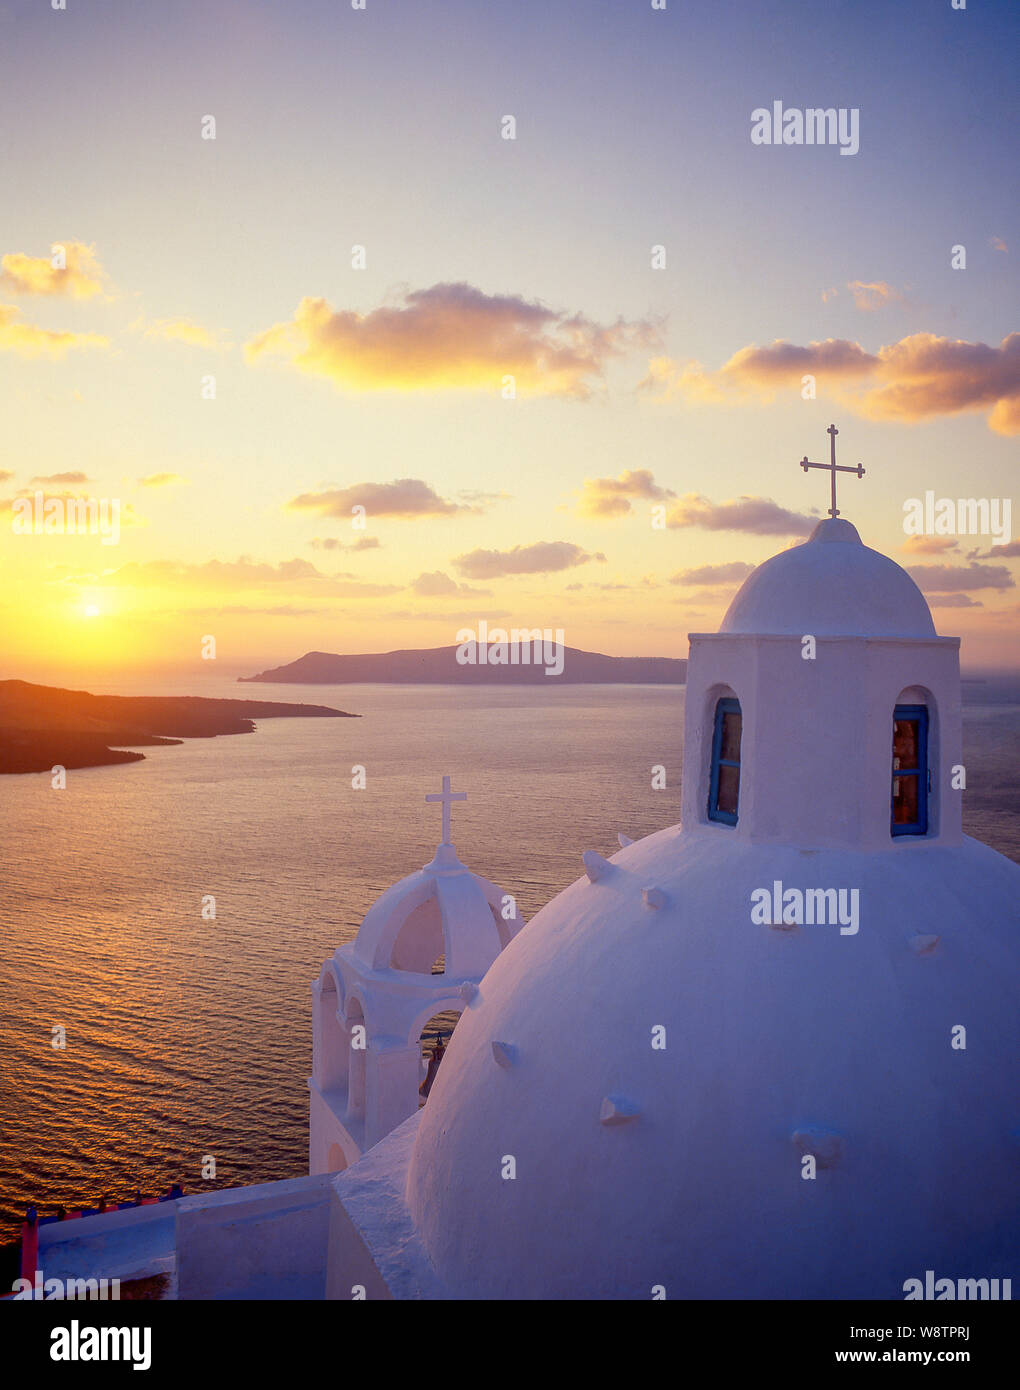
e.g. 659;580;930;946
1;678;1017;1242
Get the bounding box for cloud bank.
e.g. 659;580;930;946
453;540;606;579
641;332;1020;434
666;494;815;536
576;468;676;518
0;304;107;358
246;282;659;398
0;241;105;299
288;478;477;520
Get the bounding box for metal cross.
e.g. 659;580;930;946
425;774;467;845
799;424;865;518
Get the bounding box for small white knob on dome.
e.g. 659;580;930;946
617;832;634;847
909;934;940;956
791;1127;843;1169
600;1095;640;1126
583;850;612;883
459;981;479;1003
491;1041;517;1069
642;886;667;910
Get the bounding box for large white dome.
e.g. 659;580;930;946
721;517;936;638
406;828;1020;1298
327;513;1017;1303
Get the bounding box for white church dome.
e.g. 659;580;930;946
393;511;1019;1300
406;831;1019;1299
720;517;936;638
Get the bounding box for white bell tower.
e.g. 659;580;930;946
682;429;963;851
310;777;521;1174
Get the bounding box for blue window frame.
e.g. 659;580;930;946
708;697;742;825
891;704;928;836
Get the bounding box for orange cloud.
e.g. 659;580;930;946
906;561;1014;593
638;356;725;402
246;283;659;398
575;468;675;518
901;535;958;555
722;338;878;386
666;494;815;536
967;539;1020;559
289;478;478;521
411;570;491;597
0;304;108;358
640;332;1020;434
928;594;982;608
847;280;906;312
453;541;606;579
670;561;755;584
862;333;1020;432
0;241;106;299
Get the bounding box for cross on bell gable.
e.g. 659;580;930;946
425;774;467;846
799;424;865;518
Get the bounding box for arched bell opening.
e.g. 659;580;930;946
891;686;938;838
417;1009;463;1104
314;966;349;1094
706;688;742;826
489;899;516;949
345;996;367;1124
390;895;445;973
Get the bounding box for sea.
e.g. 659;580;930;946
1;676;1017;1247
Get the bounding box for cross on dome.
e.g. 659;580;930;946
799;423;865;518
425;775;467;845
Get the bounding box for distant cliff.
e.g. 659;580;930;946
0;680;357;774
239;644;687;685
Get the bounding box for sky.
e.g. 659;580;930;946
0;0;1017;680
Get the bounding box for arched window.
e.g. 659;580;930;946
418;1010;462;1104
708;697;742;825
345;998;367;1123
891;704;928;836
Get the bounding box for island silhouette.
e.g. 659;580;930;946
0;680;356;775
240;643;688;685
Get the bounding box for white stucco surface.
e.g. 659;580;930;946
405;827;1019;1298
175;1174;335;1299
36;1200;177;1286
721;518;937;637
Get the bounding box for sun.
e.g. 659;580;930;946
83;603;101;619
